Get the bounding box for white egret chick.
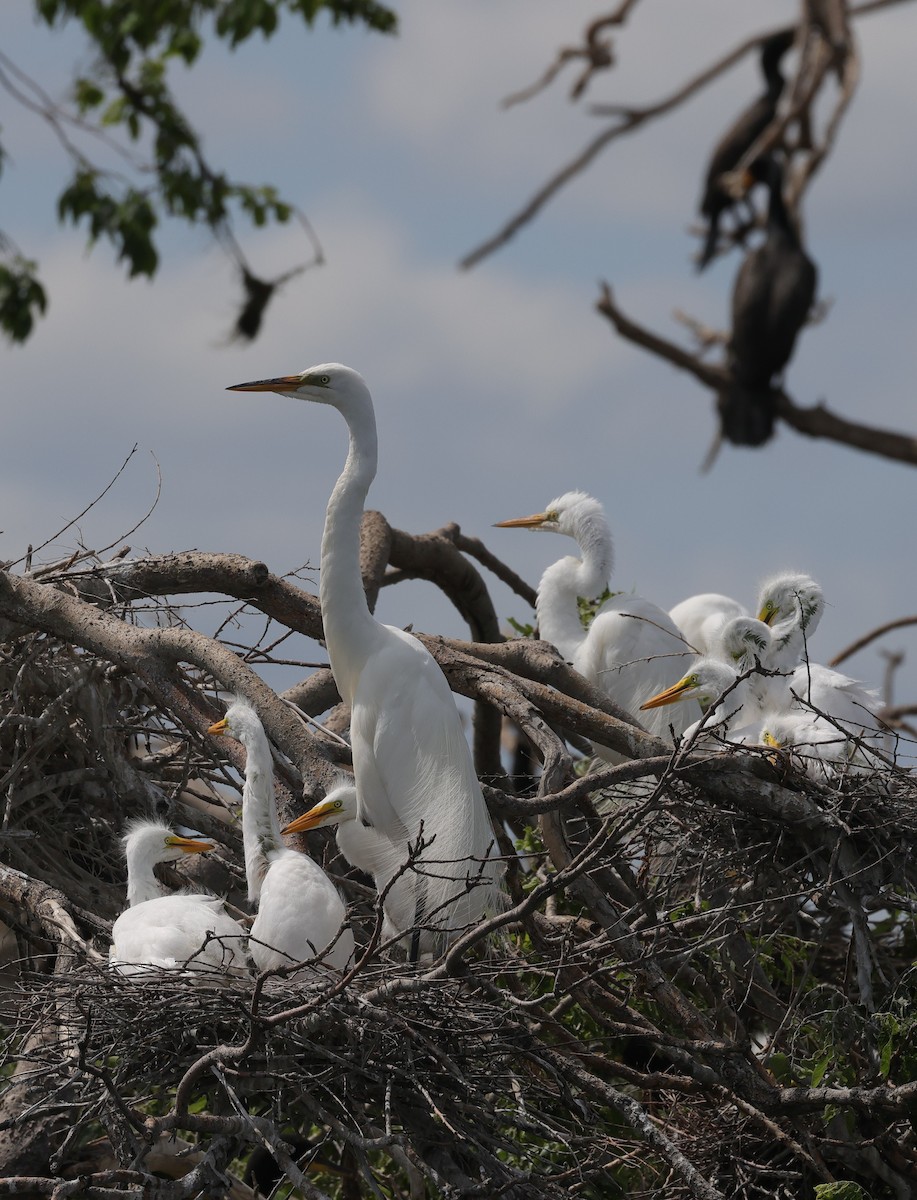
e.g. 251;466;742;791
668;592;748;656
110;820;247;975
709;616;774;711
640;659;761;744
227;365;503;952
756;574;883;737
761;712;884;781
756;572;824;675
209;699;354;973
494;491;690;753
785;663;883;740
283;782;432;945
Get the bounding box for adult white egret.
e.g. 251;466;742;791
208;699;354;973
668;593;748;656
109;820;248;974
227;364;503;952
494;491;691;752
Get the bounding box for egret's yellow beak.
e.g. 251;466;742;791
165;834;214;855
207;718;228;736
761;731;781;749
493;510;548;529
282;798;337;835
227;375;303;393
640;677;694;710
757;602;778;627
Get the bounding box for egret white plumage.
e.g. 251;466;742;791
668;592;748;656
495;491;690;753
227;364;503;952
788;661;880;724
208;699;354;973
756;572;824;672
709;616;774;711
109;820;247;974
755;573;882;739
761;711;885;781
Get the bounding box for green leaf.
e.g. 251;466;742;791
507;616;536;638
0;257;48;343
73;77;105;111
809;1052;830;1087
814;1184;868;1200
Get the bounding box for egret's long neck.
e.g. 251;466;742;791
536;517;612;662
125;853;165;907
320;403;382;704
240;724;283;904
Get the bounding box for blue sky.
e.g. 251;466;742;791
4;1;916;733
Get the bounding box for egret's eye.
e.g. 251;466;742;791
320;374;330;384
333;799;343;810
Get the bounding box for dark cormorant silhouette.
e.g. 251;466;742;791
718;156;818;446
697;29;796;271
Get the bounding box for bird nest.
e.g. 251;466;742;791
2;561;917;1197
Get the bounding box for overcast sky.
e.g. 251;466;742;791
4;1;916;739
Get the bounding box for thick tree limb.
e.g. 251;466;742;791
596;283;917;466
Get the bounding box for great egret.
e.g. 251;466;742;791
640;658;761;743
756;572;824;668
709;615;774;711
668;592;748;656
697;30;795;270
109;820;248;974
749;575;881;756
227;364;503;951
208;699;354;973
495;491;691;753
763;706;887;778
720;156;818;445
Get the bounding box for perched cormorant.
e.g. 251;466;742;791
697;29;795;271
718;156;818;446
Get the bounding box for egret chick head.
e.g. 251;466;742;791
641;660;738;711
494;491;609;542
716;616;772;666
208;696;262;744
756;573;824;635
122;819;214;867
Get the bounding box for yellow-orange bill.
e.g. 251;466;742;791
639;678;693;710
282;802;329;836
493;511;548;529
226;375;302;393
207;718;228;736
166;834;214;855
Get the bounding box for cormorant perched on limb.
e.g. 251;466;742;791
718;156;818;446
697;29;796;271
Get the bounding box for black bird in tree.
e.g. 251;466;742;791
718;156;818;446
697;29;796;271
